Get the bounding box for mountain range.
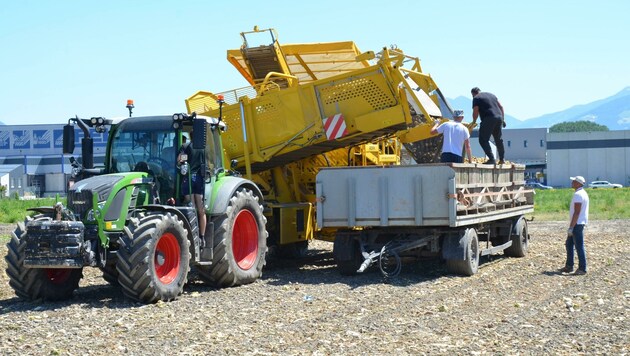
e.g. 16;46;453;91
448;86;630;130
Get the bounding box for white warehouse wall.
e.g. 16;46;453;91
547;130;630;188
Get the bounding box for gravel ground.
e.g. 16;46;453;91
0;220;628;355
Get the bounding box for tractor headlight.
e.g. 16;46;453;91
86;202;105;221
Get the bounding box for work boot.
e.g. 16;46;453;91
483;159;496;165
559;266;573;274
497;159;505;165
573;269;587;276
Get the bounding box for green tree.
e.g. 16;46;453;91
0;185;6;199
549;120;609;133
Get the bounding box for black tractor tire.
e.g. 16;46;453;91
197;188;267;287
5;216;83;301
446;228;479;276
333;234;363;276
505;216;529;257
117;212;191;303
100;259;119;286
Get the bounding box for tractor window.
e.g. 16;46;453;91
110;130;176;173
109;127;178;203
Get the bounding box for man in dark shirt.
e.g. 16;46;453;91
471;87;505;164
178;134;207;239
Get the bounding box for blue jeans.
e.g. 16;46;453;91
565;224;587;271
440;152;463;163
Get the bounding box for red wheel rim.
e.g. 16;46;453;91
154;232;181;284
232;209;259;270
45;269;72;285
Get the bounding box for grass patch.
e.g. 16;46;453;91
0;198;62;224
529;187;630;220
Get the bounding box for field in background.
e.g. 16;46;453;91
0;188;628;240
530;187;630;221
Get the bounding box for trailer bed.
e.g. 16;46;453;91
316;163;534;228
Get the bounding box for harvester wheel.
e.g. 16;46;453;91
117;213;190;303
505;216;528;257
276;241;309;259
5;216;83;301
197;189;267;287
446;228;479;276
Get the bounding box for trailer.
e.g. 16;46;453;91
316;163;534;277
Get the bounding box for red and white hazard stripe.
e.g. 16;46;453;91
322;114;348;140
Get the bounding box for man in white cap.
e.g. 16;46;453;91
430;109;472;163
560;175;589;275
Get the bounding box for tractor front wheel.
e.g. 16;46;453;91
117;212;190;303
5;217;83;301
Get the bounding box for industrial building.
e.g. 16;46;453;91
546;130;630;188
0;124;107;197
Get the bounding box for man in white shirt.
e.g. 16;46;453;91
430;110;472;163
560;175;590;275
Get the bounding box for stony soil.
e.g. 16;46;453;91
0;220;628;355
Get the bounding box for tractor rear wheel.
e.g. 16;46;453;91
197;189;267;287
5;216;83;301
117;212;190;303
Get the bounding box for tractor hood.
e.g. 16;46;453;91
67;173;146;220
69;174;125;202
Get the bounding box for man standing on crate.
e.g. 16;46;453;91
560;175;589;275
471;87;505;165
430;109;472;163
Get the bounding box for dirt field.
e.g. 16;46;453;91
0;220;628;355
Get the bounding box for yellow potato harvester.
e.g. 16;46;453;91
186;27;455;255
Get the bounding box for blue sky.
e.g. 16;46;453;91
1;0;628;125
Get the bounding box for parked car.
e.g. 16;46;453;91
526;182;554;190
588;180;623;189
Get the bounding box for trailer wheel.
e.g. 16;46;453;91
117;213;190;303
197;189;267;287
505;216;528;257
333;233;363;275
5;217;83;301
446;228;479;276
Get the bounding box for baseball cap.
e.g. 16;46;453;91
453;110;464;118
570;176;586;185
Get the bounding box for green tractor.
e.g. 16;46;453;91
4;109;268;303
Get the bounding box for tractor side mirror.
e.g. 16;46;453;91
192;118;206;150
63;124;75;154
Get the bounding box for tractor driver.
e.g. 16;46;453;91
178;133;207;240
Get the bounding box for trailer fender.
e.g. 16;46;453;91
442;229;474;260
209;176;264;216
